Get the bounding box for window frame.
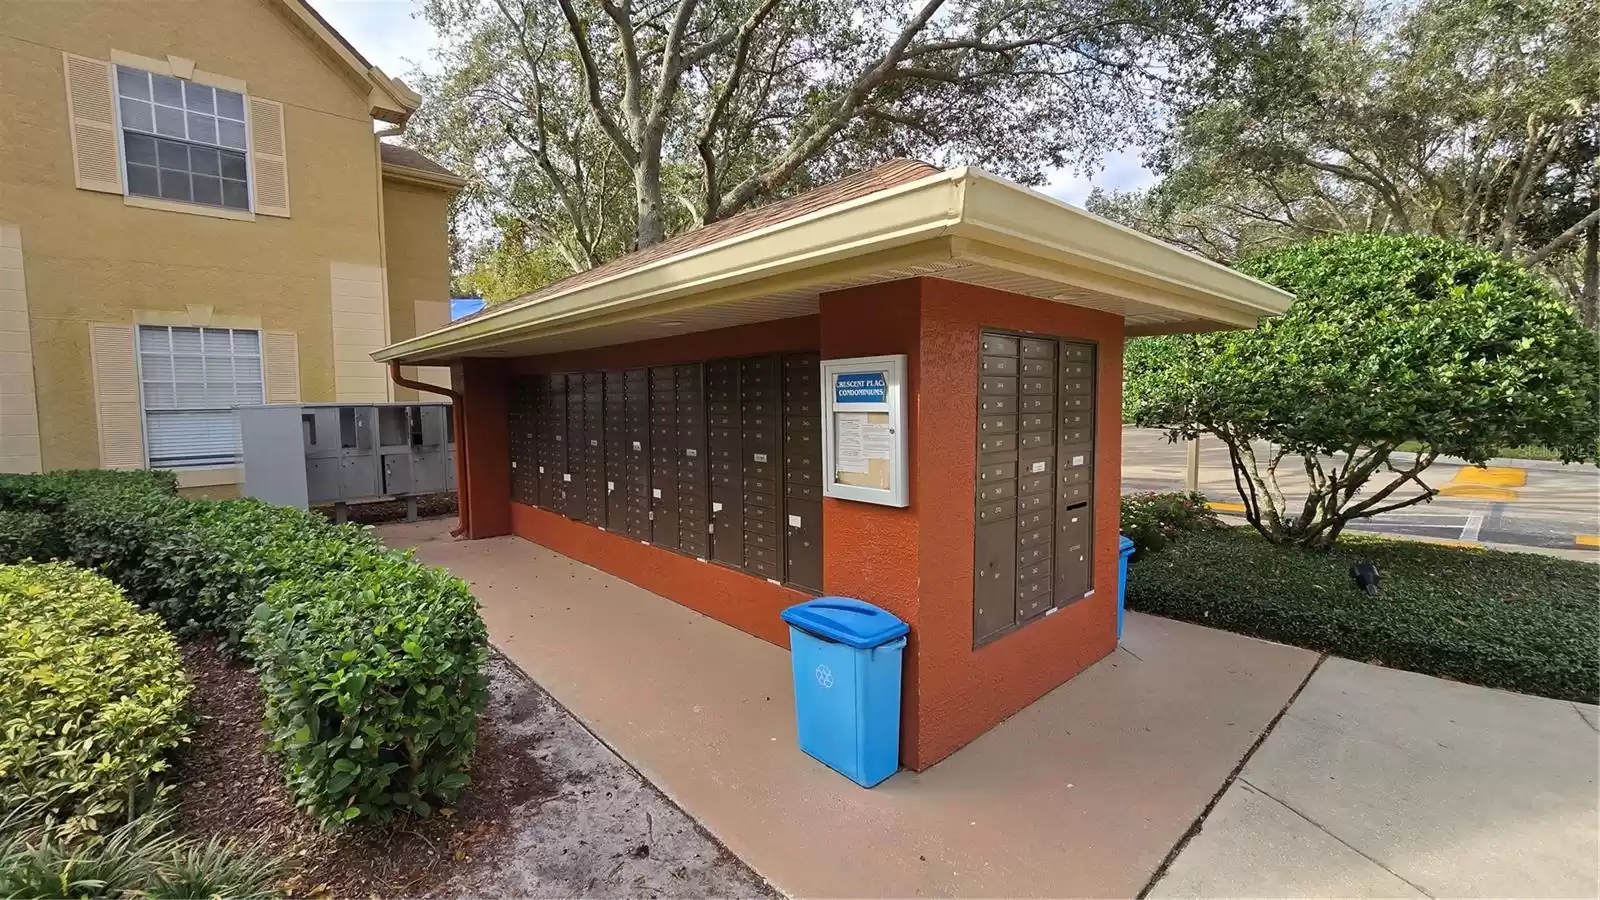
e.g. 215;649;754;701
134;325;265;471
111;64;254;215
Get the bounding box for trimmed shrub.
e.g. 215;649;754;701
1126;528;1599;702
0;470;489;829
0;563;191;839
1119;491;1222;558
0;509;59;562
253;558;489;826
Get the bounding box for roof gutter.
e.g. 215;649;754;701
375;167;1293;366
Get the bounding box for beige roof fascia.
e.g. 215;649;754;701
268;0;419;124
381;163;469;192
373;168;1293;365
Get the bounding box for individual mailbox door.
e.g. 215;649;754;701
604;371;629;528
304;407;340;458
381;452;413;495
339;455;380;500
783;498;823;593
1056;503;1092;600
306;457;339;503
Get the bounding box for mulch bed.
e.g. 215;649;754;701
171;640;546;899
310;493;458;526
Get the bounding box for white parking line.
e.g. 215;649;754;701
1461;511;1486;542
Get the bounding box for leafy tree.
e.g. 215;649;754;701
1126;234;1600;549
1089;0;1600;317
406;0;1293;291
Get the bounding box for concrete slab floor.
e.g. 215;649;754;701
382;521;1318;898
1152;658;1600;899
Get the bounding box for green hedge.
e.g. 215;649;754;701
1127;528;1599;702
0;563;191;839
0;471;489;829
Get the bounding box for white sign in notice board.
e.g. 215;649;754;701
821;355;908;507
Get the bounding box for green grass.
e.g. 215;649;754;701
1126;528;1600;703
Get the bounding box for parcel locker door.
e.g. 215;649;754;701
506;377;538;505
974;518;1018;641
783;498;823;594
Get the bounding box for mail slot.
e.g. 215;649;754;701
1019;472;1051;494
979;460;1017;482
1019;358;1053;375
1017;395;1050;412
785;481;821;501
1062;394;1092;411
1019;412;1051;431
1020;377;1054;395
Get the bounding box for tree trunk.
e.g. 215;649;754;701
1582;210;1598;332
634;156;665;250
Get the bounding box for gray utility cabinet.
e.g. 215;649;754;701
239;402;455;510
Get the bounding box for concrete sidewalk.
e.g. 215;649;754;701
1151;659;1600;898
385;520;1600;897
383;520;1315;897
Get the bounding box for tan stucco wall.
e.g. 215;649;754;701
0;0;391;471
382;177;455;400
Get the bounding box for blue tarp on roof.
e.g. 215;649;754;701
450;297;486;320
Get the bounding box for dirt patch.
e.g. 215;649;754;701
172;643;774;899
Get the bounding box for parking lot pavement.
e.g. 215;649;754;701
1122;427;1600;555
1150;659;1600;898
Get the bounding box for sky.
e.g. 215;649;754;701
308;0;1158;206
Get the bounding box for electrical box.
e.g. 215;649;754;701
820;354;909;507
239;401;455;510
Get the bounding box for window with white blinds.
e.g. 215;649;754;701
137;326;263;468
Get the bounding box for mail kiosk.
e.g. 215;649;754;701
821;354;909;507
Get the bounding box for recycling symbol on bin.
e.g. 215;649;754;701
814;664;834;689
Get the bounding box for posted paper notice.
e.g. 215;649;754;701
835;412;869;473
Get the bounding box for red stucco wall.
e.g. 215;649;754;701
818;279;925;764
910;278;1125;767
456;279;1125;772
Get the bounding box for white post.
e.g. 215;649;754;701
1185;437;1200;494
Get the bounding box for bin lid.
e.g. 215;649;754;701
1119;534;1136;553
781;597;909;649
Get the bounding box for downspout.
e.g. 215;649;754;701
389;362;469;538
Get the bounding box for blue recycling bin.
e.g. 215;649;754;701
1117;534;1136;640
780;597;909;788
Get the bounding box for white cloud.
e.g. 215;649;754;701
305;0;440;79
1043;146;1158;207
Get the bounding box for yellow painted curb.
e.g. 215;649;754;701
1450;466;1527;487
1577;535;1600;548
1209;501;1247;513
1439;484;1519;501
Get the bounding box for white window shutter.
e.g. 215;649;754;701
263;330;301;402
89;323;146;469
63;53;123;194
248;97;290;217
